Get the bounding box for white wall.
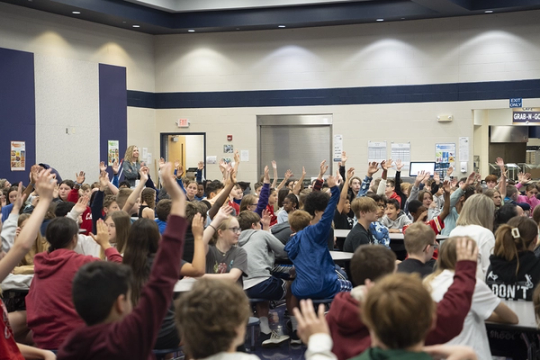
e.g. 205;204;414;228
154;11;540;183
0;3;156;180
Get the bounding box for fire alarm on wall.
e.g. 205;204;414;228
227;135;233;141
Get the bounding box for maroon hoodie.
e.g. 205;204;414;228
26;247;122;349
57;215;187;360
326;260;477;360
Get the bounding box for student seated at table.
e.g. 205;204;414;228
326;240;478;360
237;210;289;346
425;237;518;360
380;199;411;233
486;216;540;301
57;162;188;360
404;180;451;236
175;278;337;360
343;197;378;252
285;174;352;344
351;273;477;360
397;222;436;278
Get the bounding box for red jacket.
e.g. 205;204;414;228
26;248;122;349
58;215;187;360
266;205;277;226
326;261;477;360
67;188;92;235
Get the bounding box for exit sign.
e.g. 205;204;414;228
510;98;522;108
177;119;189;127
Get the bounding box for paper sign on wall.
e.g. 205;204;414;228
368;141;387;163
108;140;119;166
333;135;343;162
459;137;469;162
10;141;25;171
241;150;249;162
391;143;410;169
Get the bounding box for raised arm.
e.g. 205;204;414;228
122;166;149;213
89;219;123;263
358;162;379;198
271;160;279;188
277;169;293;191
202;206;233;255
337;168;354;213
208;170;235;220
1;186;25;252
496;157;506;199
311;176;340;242
233;150;241;177
292;167;306;196
0;171;55;282
439;181;452;222
180;214;206;277
255;166;271;217
196;161;205;183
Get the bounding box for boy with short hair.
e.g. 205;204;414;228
381;198;412;233
397;222;436;278
155;199;172;234
343;197;378;252
57;163;187;360
326;239;478;360
175;278;337;360
285;174;352;344
485;174;498;190
351;273;476;360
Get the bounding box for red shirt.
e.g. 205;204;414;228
389;192;402;206
0;299;24;360
266;205;277;226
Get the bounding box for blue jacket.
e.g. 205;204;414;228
285;186;340;299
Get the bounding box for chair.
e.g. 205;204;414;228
153;347;184;360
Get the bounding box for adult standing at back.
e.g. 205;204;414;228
123;145;141;187
450;193;495;279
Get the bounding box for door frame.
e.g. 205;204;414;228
160;132;206;180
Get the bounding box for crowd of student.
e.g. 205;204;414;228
2;146;540;360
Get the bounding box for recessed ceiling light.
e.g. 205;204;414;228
72;11;80;15
188;29;195;32
376;19;384;22
132;25;140;28
485;10;493;13
401;18;406;20
278;25;286;28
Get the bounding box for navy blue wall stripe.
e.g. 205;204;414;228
0;48;36;183
99;64;127;178
127;79;540;109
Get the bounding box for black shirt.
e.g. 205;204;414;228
343;223;371;253
334;210;354;230
397;258;433;278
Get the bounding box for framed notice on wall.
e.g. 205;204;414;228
10;141;26;171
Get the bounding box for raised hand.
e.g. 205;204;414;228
75;171;86;185
11;183;26;212
74;195;90;214
381;159;391;171
346;167;355;181
90;219;110;248
197;161;204;170
433;172;440;184
319;160;329;179
335;169;343;186
191;213;204;239
395;159;403;172
99;171;109;191
465;172;476;186
161;162;187;217
263;166;270;183
215;205;233;223
495;157;505;168
139;166;149;183
35;169;57;200
112;161;119;175
442;180;451;194
261;209;271;230
234;150;240;164
293;299;330;345
341;151;348;164
302;166;306;178
447;166;454;176
455;237;478;263
100;161;107;172
284;169;293;180
159;157;166;170
29;164;40;184
415;170;426;186
367;162;379;177
326;175;337;188
271;160;277;170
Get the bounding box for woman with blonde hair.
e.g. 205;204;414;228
425;237;518;360
486;216;540;300
122;145;141;187
449;193;495;278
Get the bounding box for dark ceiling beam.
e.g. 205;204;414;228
410;0;470;14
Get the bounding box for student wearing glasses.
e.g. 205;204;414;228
202;205;248;286
397;222;438;278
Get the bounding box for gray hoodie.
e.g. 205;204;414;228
238;229;288;282
380;211;412;230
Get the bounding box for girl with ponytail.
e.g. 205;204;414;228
486;216;540;301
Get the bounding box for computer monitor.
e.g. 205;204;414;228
409;162;436;176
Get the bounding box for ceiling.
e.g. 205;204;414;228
3;0;540;35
